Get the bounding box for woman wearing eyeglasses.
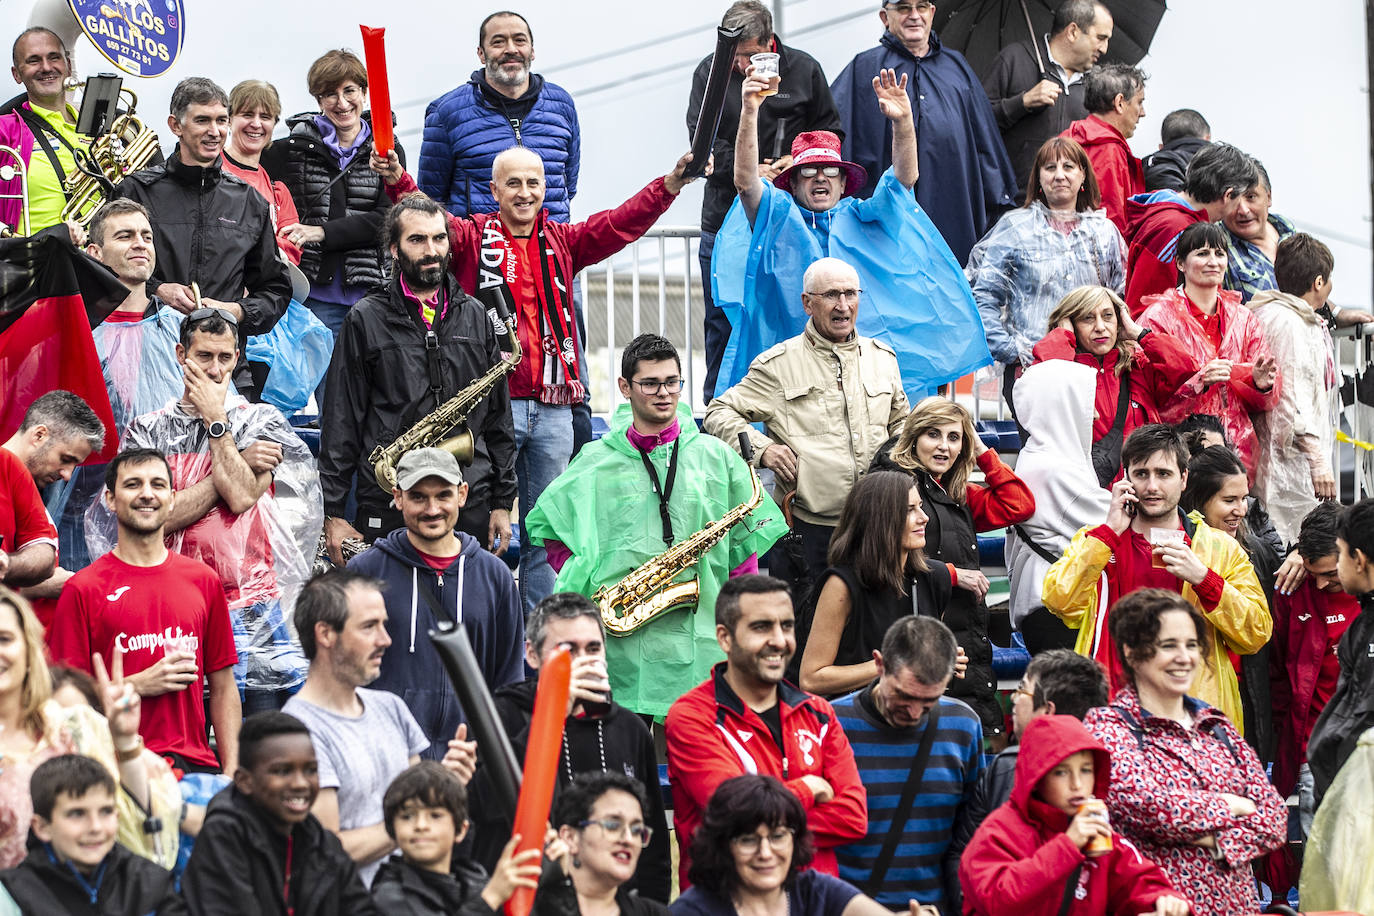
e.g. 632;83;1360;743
672;774;935;916
537;772;667;916
262;50;403;354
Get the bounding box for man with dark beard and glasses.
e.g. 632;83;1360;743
319;193;517;567
283;569;476;887
50;447;242;775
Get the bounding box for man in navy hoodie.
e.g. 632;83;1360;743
349;447;525;760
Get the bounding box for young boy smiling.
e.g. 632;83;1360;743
0;754;184;914
372;761;542;916
180;712;378;916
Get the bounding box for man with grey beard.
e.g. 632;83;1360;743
416;10;580;222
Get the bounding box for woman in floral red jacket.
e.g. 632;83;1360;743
1085;589;1285;916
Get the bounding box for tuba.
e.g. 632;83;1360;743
0;145;28;237
596;434;772;635
59;81;162;228
370;292;523;491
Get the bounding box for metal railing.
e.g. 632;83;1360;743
1333;324;1373;502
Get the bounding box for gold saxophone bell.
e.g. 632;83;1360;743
0;144;31;237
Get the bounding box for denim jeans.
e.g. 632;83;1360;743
512;398;574;614
305;297;352;410
231;598;307;701
698;229;733;403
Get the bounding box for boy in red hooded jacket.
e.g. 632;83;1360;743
960;715;1189;916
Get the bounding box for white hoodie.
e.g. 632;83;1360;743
1006;360;1113;627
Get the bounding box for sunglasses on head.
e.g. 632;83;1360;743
186;307;239;327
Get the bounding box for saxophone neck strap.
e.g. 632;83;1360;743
638;438;680;547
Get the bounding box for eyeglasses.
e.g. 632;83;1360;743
1011;679;1035;703
629;377;685;395
579;818;653;846
186;307;239;327
732;827;795;854
798;166;841;179
807;288;862;303
886;1;935;14
317;85;362;105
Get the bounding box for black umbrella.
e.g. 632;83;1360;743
934;0;1166;79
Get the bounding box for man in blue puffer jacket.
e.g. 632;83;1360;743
417;11;579;222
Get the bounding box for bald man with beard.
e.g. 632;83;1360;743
370;143;707;615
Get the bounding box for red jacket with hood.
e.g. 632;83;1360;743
665;663;868;890
1032;327;1199;457
1062;116;1143;235
1123;191;1207;315
960;715;1180;916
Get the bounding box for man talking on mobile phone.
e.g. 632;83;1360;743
1041;424;1270;729
472;592;671;903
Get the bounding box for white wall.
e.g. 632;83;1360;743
13;0;1371;306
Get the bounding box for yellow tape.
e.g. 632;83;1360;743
1337;430;1374;451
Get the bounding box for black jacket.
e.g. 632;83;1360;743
949;744;1017;857
981;36;1088;192
180;786;379;916
871;444;999;735
530;860;668;916
0;838;185;915
1307;591;1374;803
370;856;497;916
261;113;404;292
115;148;291;391
1142;136;1210;192
318;272;517;518
470;678;671;903
687;41;842;235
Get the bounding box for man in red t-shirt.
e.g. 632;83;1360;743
3;390;106;624
1271;503;1361;824
0;444;57;587
49;448;240;774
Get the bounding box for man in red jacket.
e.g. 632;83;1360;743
1062;63;1145;233
1123;143;1259;315
665;574;867;890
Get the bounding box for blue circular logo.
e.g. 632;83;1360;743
68;0;185;79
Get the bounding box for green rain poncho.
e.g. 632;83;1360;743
524;402;788;717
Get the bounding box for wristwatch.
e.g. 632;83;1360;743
205;420;228;439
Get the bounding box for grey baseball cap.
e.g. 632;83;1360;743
395;448;467;490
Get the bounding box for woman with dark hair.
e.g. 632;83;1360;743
262;49;403;346
672;775;931;916
536;771;667;916
798;471;957;697
1084;589;1284;916
966;136;1126;412
1139;222;1279;479
1180;444;1278;761
872;398;1034;739
1032;285;1197;487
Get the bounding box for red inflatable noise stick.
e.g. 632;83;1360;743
359;25;393;158
505;646;572;916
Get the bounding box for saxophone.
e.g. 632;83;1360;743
370;297;523;491
596;435;771;635
312;534;370;575
59;82;162;228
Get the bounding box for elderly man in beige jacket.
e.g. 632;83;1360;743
705;256;910;583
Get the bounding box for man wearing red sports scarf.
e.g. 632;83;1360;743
372;143;706;615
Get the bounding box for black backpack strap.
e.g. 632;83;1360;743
1090;371;1133;488
1013;525;1062;565
863;705;942;894
1110;704;1149;751
16;105;75;187
1056;864;1084;916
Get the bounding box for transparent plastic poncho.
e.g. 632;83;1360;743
1301;727;1374;914
965;202;1126;367
86;395;323;693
